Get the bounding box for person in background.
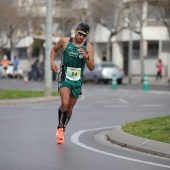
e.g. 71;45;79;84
1;55;9;78
156;59;163;80
31;58;39;80
13;56;19;79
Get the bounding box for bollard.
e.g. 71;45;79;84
143;74;148;91
112;74;117;90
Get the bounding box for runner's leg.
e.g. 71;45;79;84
57;87;70;126
56;87;70;143
63;96;78;131
59;87;70;111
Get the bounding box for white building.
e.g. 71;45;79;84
1;0;170;79
90;0;170;80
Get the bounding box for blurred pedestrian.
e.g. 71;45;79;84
156;59;163;80
50;23;94;144
1;55;9;78
31;58;39;80
13;56;19;79
38;60;45;80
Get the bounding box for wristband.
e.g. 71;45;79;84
86;56;90;60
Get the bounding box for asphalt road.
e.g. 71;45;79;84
0;79;170;170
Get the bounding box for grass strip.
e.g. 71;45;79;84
122;115;170;144
0;90;59;99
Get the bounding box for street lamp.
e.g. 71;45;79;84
44;0;52;97
128;0;133;84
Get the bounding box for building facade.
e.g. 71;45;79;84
90;0;170;80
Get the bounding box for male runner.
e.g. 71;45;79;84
50;23;94;144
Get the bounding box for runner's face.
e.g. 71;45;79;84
75;29;87;43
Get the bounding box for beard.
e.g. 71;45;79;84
75;37;83;44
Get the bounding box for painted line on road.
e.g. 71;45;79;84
118;98;129;104
149;91;170;95
71;126;170;169
75;106;92;109
104;105;129;108
141;104;164;107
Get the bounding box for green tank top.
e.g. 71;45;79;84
58;38;87;86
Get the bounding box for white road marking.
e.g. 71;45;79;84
31;106;56;109
149;91;170;95
0;115;25;119
104;105;129;108
141;104;164;107
118;98;129;104
75;106;92;108
95;101;111;104
71;126;170;169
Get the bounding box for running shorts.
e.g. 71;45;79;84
58;79;81;99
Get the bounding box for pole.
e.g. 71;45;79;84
112;74;117;90
128;0;133;84
45;0;52;97
143;74;149;91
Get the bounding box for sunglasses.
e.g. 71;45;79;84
77;30;88;37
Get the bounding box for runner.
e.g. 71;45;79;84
50;23;94;144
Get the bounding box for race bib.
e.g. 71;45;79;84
66;67;81;81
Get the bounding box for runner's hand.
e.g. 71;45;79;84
51;62;58;72
79;48;88;58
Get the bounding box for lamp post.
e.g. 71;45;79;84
44;0;52;97
128;0;133;84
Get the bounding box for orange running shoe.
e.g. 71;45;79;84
56;128;64;144
56;139;64;144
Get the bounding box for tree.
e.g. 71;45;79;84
88;0;128;61
150;0;170;37
0;1;32;60
127;0;149;82
54;0;82;37
128;0;170;81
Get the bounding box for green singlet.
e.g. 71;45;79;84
58;37;87;98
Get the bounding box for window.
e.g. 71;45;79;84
18;48;28;59
147;41;158;58
132;41;140;59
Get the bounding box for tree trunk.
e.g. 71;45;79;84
106;41;110;61
140;29;144;83
109;37;112;61
10;40;15;61
106;34;112;62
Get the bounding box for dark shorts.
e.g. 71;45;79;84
58;80;81;99
13;67;18;71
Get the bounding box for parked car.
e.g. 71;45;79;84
0;63;23;78
83;62;124;84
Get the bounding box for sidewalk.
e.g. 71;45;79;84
0;96;60;105
123;76;170;86
107;126;170;158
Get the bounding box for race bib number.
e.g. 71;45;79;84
66;67;81;81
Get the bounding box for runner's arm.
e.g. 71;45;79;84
85;43;94;71
50;39;64;72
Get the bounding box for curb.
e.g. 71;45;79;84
107;126;170;158
0;96;60;105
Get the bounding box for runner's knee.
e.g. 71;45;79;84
61;101;69;110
